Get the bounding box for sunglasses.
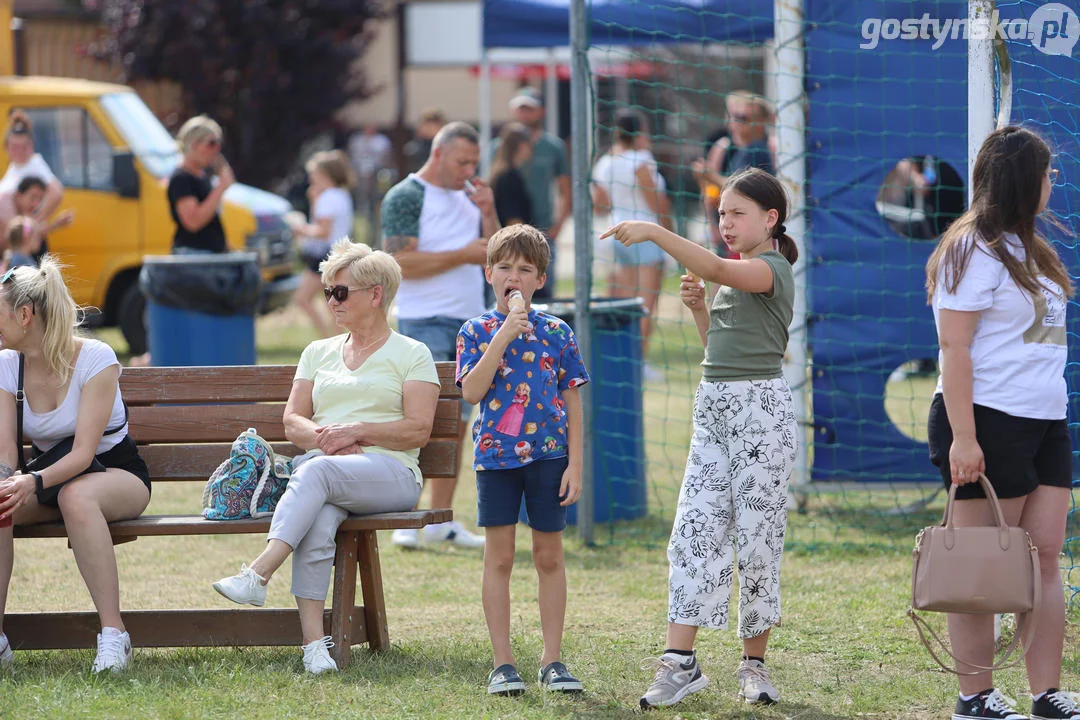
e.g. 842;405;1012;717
1;268;16;284
323;285;371;303
204;137;221;148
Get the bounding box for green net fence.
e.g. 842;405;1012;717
537;0;1080;606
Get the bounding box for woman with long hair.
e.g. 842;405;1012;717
0;258;151;673
926;126;1079;720
488;122;533;227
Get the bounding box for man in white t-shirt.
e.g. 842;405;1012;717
380;120;500;549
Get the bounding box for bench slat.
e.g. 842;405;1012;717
4;608;365;650
119;364;461;405
13;509;453;539
127;398;461;444
136;438;461;481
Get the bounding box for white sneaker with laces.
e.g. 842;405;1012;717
392;528;419;549
0;632;12;668
423;520;485;548
212;563;267;606
302;636;339;675
737;659;779;704
639;652;709;709
92;629;132;674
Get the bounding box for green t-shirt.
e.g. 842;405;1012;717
702;251;794;382
493;131;568;232
295;332;440;484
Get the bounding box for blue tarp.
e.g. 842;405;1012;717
482;0;774;48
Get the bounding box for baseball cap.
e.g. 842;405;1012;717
509;87;543;109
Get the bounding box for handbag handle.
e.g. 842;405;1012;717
16;353;25;473
941;473;1008;531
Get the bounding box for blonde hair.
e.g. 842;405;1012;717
305;150;356;189
2;255;82;382
176;115;223;155
6;216;35;252
320;238;402;314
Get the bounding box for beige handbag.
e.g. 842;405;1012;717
908;473;1040;674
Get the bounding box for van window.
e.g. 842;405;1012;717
23;107;114;191
100;92;181;179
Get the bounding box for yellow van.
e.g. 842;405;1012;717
0;76;298;352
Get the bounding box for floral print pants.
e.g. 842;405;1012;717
667;377;798;638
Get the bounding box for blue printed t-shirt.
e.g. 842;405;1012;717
456;310;590;470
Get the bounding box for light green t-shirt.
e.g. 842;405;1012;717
295;332;440;484
702;251;794;382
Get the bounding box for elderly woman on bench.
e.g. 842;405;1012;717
213;238;440;674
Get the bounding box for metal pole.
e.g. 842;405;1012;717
570;0;595;544
479;49;493;176
968;0;995;200
774;0;810;508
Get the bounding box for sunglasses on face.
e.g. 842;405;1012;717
323;285;370;303
204;137;221;148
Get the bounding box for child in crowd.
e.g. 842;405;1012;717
4;215;43;269
456;224;590;697
601;167;799;709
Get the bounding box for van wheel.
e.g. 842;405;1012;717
118;282;148;356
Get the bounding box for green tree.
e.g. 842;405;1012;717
89;0;384;187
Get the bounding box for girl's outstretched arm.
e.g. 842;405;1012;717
600;221;774;293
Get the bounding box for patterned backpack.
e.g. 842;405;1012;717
202;428;293;520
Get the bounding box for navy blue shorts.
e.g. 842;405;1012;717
477;457;569;532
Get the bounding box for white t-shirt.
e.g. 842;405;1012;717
380;174;485;320
591;148;664;225
932;233;1067;419
0;153;57;195
0;339;129;453
304;187;354;259
295;332;439;484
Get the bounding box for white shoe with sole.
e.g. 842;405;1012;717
92;629;132;674
302;636;339;675
212;563;267;606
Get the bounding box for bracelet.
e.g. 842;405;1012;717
30;471;43;494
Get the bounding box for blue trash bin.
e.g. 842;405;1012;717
519;297;647;526
140;253;260;366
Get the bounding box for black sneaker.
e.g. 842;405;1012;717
953;689;1028;720
538;661;583;693
1031;690;1080;720
487;664;525;696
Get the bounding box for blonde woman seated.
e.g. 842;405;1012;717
213;239;439;674
0;258;151;673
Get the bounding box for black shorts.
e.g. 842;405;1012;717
302;248;330;274
927;393;1072;500
35;436;152;509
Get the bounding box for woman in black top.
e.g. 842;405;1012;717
488;122;533;226
167;115;233;254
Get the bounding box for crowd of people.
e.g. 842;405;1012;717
0;88;1074;720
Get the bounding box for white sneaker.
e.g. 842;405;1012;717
423;521;485;548
302;636;339;675
212;563;267;607
392;528;419;549
92;629;131;674
737;659;779;704
0;632;12;668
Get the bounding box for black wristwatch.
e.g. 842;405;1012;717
29;471;43;494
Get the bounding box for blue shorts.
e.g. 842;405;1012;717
613;238;666;267
477;457;569;532
398;315;472;419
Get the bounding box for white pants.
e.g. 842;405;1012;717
667;378;798;638
268;451;420;601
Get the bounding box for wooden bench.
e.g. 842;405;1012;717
6;362;461;667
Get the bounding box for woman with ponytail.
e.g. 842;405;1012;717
602;166;798;710
0;258;150;674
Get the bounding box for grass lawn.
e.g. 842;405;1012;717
2;315;1075;719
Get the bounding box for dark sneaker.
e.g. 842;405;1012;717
639;652;709;709
1031;690;1080;720
538;661;583;693
953;689;1028;720
487;664;525;696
